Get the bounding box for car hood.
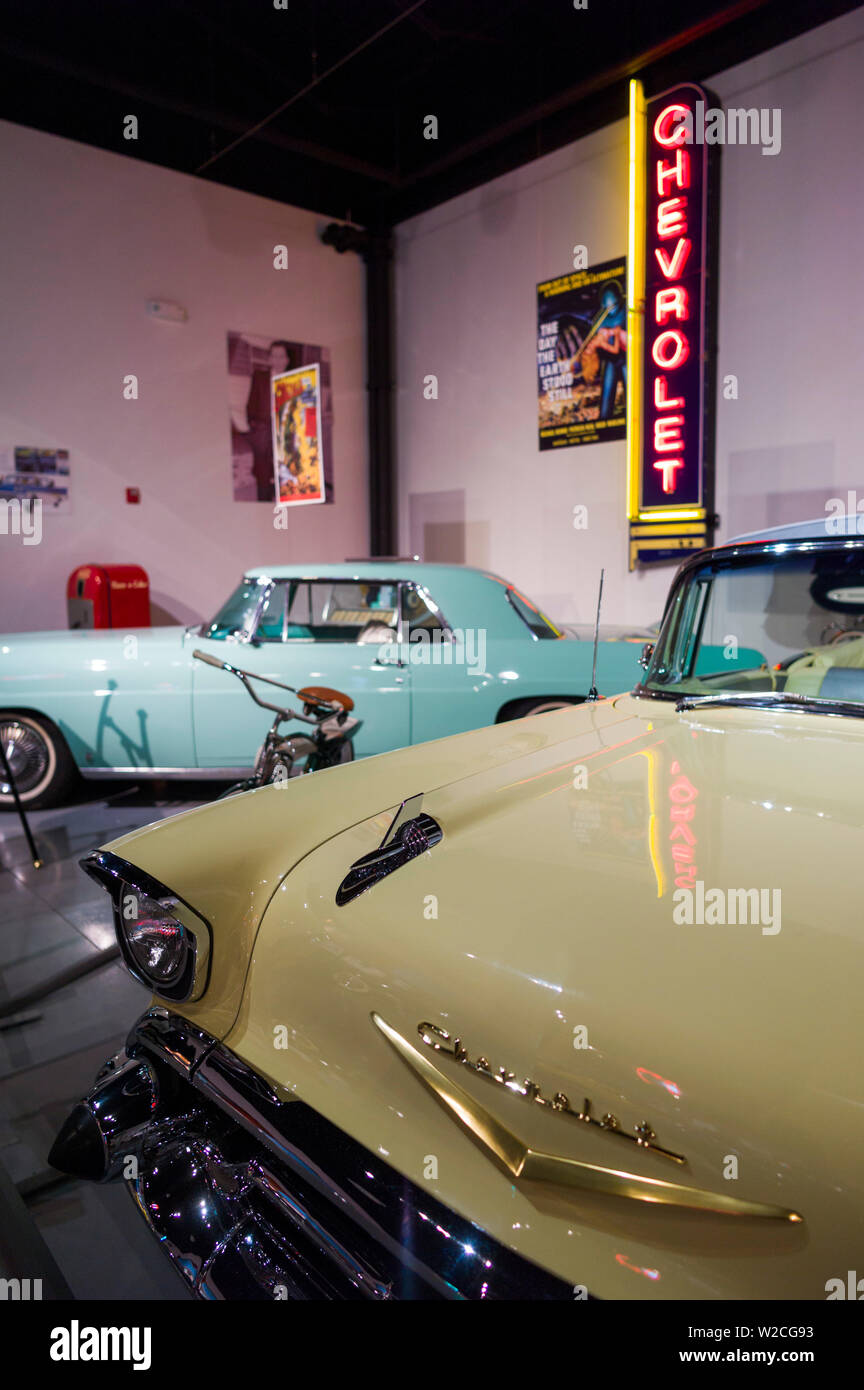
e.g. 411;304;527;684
105;694;864;1298
101;714;561;1035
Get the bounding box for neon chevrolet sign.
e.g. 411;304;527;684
627;81;719;567
646;93;704;504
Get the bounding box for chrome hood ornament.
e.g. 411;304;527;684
336;793;442;906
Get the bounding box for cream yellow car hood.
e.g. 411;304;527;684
107;695;864;1298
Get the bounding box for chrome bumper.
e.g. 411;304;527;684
50;1008;572;1301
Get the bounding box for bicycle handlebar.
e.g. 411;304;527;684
191;649;341;724
194;648;298;693
193;649;224;669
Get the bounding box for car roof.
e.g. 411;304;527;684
727;517;861;543
243;560;508;584
239;561;533;635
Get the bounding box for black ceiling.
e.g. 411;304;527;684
1;0;859;226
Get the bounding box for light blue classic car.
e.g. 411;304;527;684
0;561;646;807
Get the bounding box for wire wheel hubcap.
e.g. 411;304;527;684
1;721;50;795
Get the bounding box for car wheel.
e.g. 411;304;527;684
501;697;581;720
0;714;79;810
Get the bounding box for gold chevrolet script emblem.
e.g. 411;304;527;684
371;1013;802;1223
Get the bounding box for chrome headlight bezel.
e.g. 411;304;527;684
81;850;212;1002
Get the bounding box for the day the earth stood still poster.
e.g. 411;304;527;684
537;257;627;450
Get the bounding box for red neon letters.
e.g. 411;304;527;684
653;104;690;147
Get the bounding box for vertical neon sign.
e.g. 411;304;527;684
628;81;719;569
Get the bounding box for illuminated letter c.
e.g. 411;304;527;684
654;104;690;148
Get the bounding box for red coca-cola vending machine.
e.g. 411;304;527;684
67;565;150;629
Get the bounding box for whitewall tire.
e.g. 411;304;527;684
0;715;78;810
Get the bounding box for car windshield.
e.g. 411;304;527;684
642;545;864;707
203;577;271;639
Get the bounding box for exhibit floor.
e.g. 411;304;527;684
0;783;220;1300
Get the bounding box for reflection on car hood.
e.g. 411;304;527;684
215;694;862;1299
104;694;864;1298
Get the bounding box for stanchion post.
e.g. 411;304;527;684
0;731;42;869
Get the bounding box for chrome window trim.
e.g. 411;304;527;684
676;691;864;719
503;585;563;641
250;577;290;643
236;576;275;643
504;585;539;641
634;534;864;707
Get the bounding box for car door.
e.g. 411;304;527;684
286;578;411;757
398;581;497;743
191;576;411;767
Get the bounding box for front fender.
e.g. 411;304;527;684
0;626;193;769
98;709;584;1037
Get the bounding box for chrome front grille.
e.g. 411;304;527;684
86;1009;576;1300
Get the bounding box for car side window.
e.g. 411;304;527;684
292;581;399;643
401;585;444;635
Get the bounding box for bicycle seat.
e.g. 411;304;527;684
297;685;355;714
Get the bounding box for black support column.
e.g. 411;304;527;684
321;222;395;556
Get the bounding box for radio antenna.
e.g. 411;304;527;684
587;568;605;702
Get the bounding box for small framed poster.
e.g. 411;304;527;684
537;257;627;450
271;363;326;506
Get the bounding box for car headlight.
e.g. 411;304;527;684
80;851;211;1002
120;885;189;986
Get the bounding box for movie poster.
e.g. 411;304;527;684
227;332;333;502
271;363;325;506
0;446;71;513
537;257;627;450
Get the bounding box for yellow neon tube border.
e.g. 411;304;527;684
637;509;706;523
626;78;647;526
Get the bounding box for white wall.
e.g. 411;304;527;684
0;121;367;633
710;9;864;541
395;118;646;627
394;8;864;627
